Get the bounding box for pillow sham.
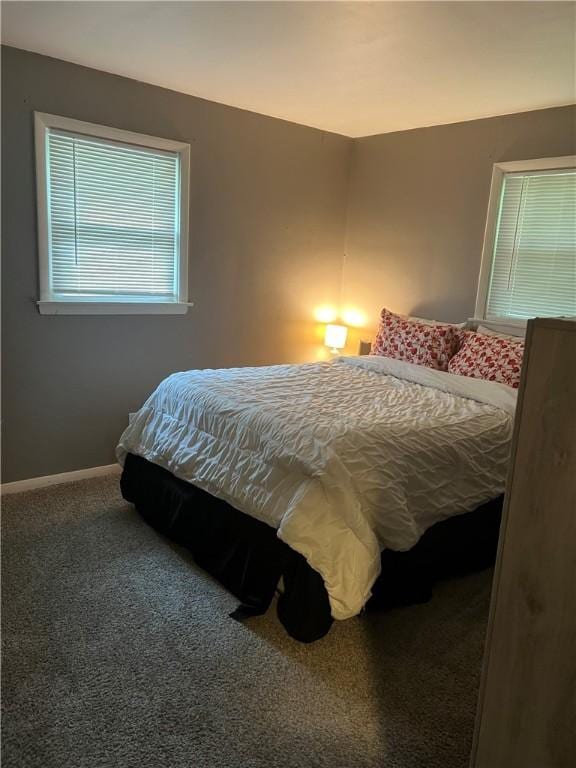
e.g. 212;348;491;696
448;332;524;388
371;309;459;371
455;327;475;350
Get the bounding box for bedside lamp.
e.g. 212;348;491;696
324;323;348;354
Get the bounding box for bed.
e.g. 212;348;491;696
117;353;516;641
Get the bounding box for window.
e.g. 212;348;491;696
35;113;190;314
475;156;576;326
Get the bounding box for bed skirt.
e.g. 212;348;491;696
120;453;503;642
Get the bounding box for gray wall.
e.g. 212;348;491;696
343;106;576;329
3;46;574;483
1;46;352;482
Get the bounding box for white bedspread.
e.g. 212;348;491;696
116;356;515;620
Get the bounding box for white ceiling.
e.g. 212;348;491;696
2;1;574;137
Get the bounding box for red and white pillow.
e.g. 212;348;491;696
371;309;459;371
448;332;524;389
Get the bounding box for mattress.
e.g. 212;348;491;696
116;355;516;620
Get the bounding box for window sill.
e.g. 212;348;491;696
37;301;193;315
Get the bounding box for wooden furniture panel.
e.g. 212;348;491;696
471;318;576;768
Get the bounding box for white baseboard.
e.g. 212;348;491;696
1;463;122;495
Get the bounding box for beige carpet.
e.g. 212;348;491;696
2;475;491;768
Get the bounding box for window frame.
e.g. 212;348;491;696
34;112;191;315
473;155;576;331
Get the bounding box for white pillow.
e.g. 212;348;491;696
477;324;523;341
409;314;466;329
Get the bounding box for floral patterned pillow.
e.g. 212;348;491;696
371;309;459;371
455;327;476;351
448;332;524;388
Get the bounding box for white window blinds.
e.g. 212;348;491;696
486;169;576;320
47;130;180;301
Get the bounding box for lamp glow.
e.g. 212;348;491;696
341;308;367;328
324;323;348;353
314;305;338;323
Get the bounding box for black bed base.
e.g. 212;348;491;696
120;453;502;643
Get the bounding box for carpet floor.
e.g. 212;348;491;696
2;475;492;768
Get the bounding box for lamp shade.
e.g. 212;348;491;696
324;323;348;352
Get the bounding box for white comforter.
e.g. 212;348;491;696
116;356;516;620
